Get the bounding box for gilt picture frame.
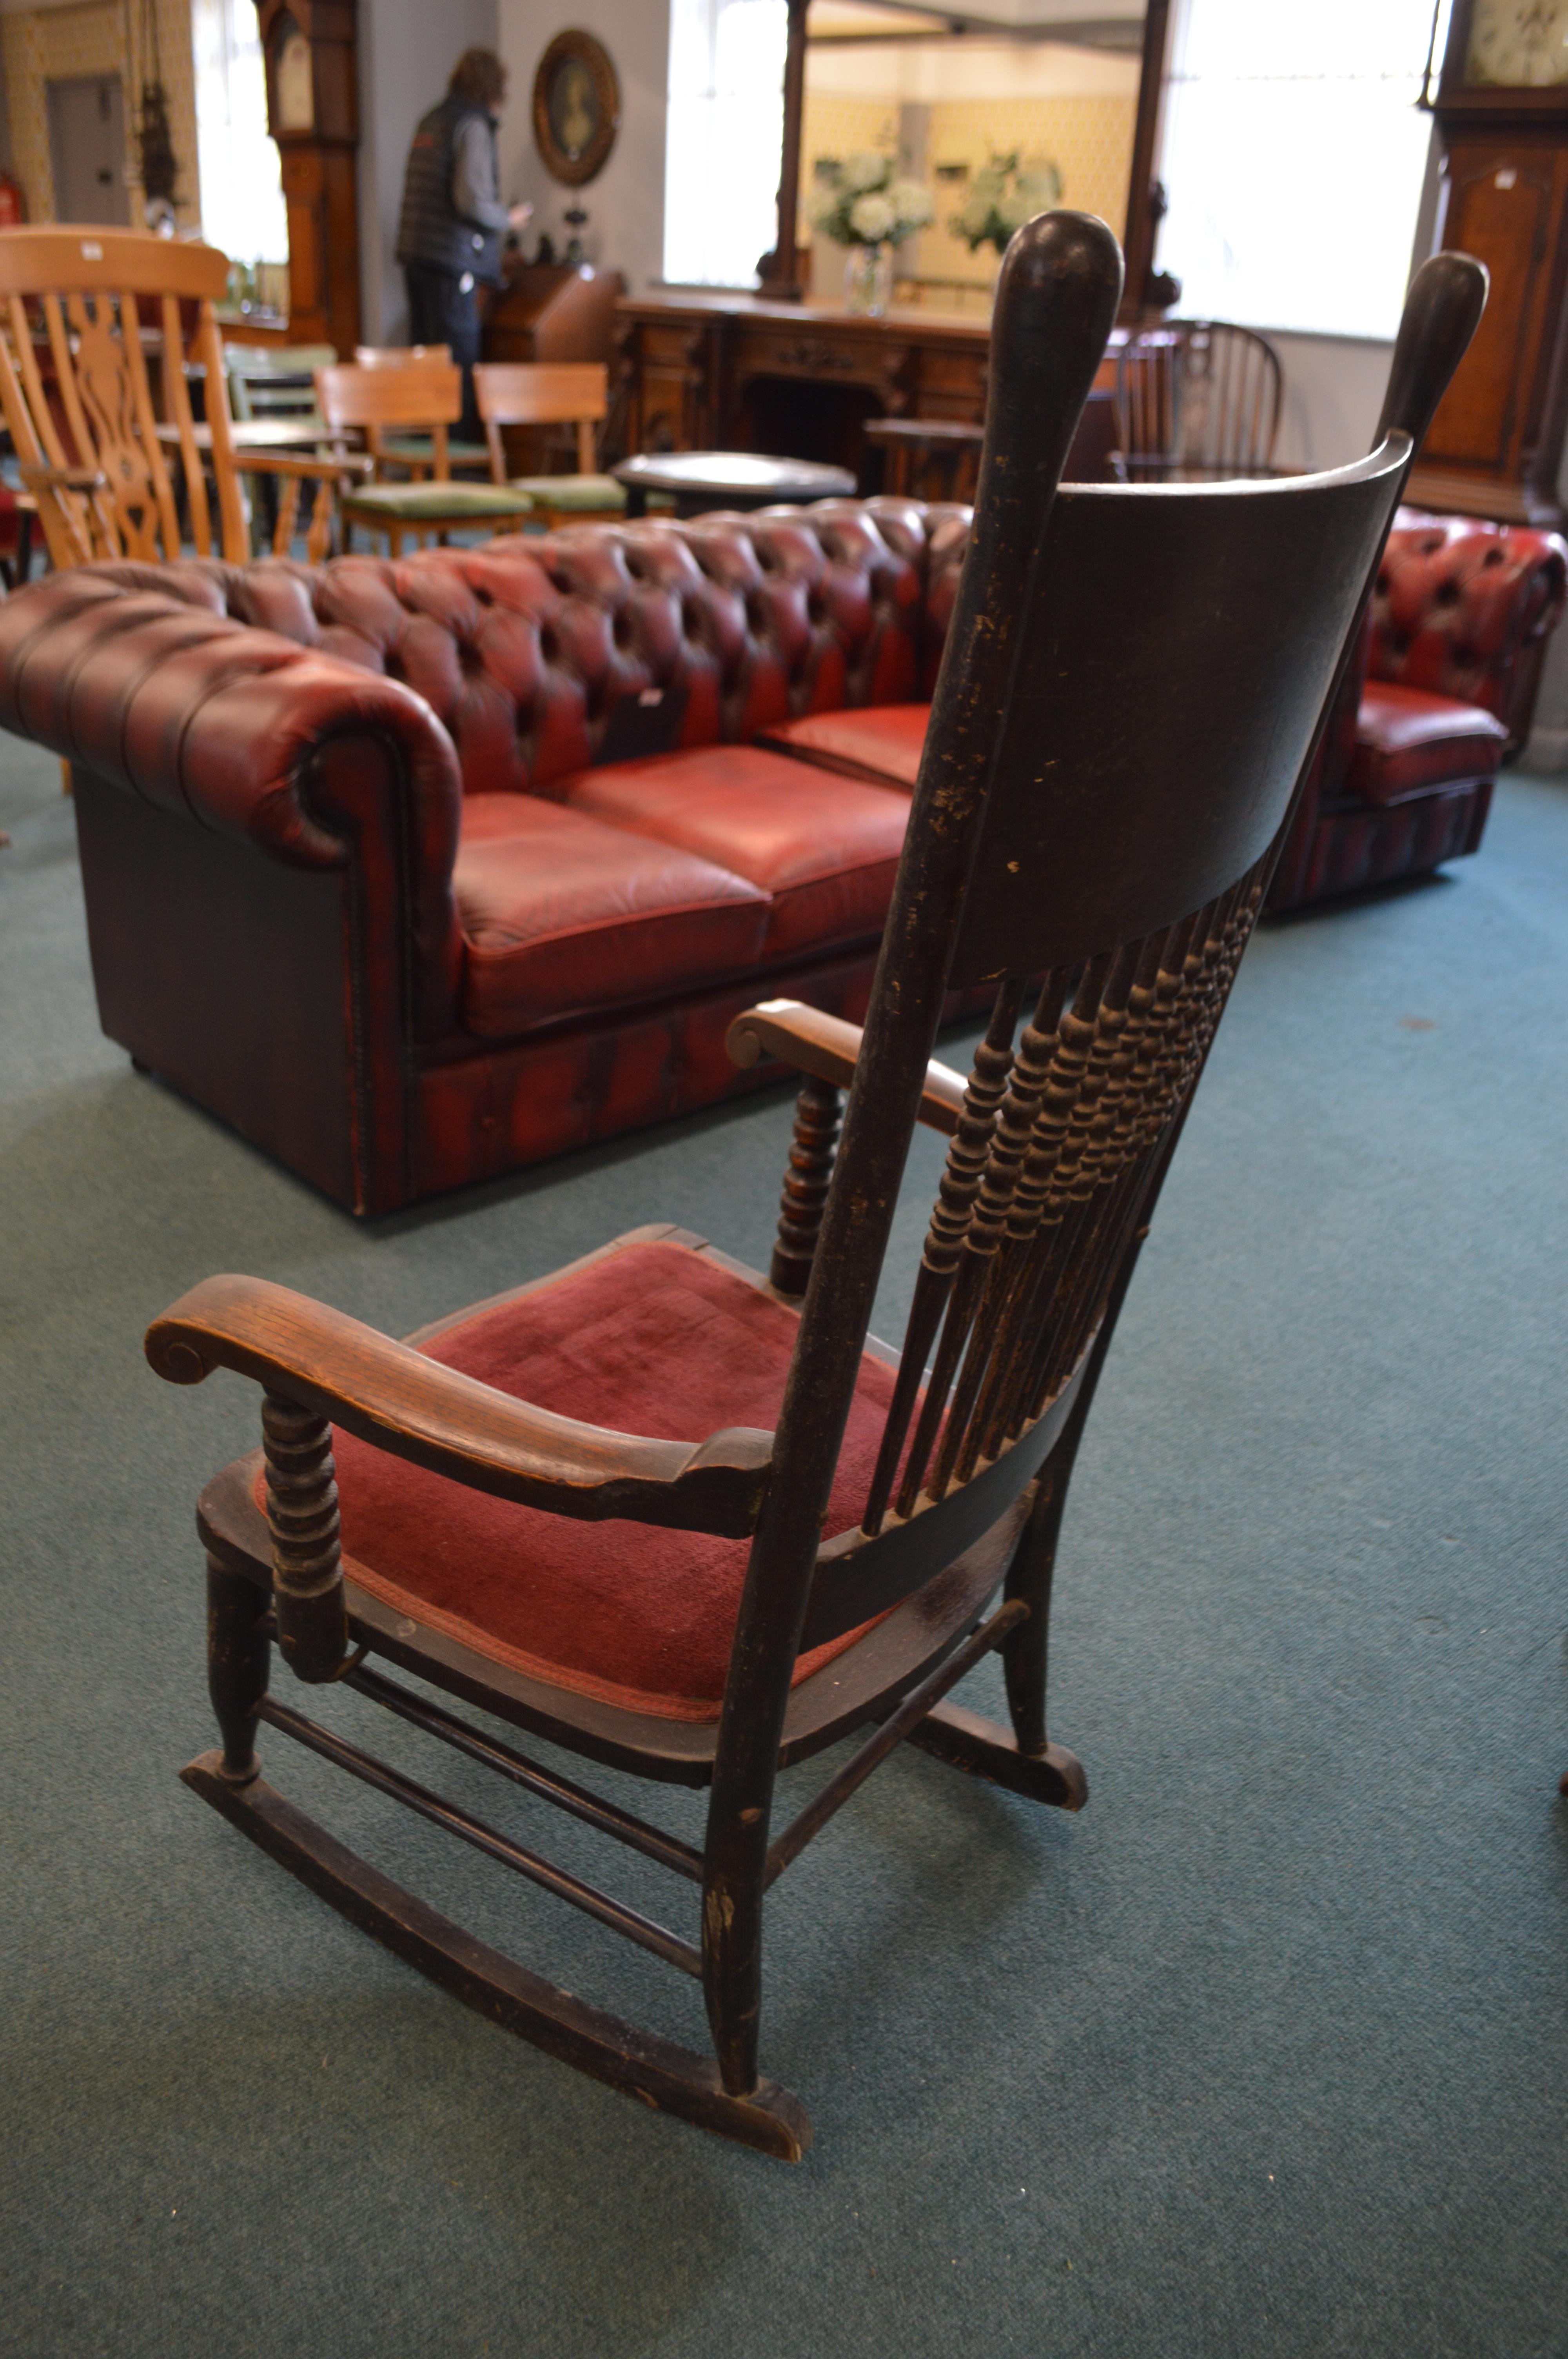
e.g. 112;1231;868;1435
533;30;621;188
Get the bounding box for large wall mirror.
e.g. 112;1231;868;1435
664;0;1168;310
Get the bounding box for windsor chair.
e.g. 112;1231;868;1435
0;230;352;569
1113;317;1283;482
146;221;1485;2161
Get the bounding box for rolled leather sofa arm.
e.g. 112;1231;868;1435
0;567;465;1037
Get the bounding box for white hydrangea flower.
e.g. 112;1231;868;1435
844;151;890;194
887;178;935;231
849;191;896;244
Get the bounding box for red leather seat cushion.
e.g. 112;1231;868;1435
1350;683;1508;806
456;795;767;1036
289;1238;898;1720
758;703;929;790
563;745;910;960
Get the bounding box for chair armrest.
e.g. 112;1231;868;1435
0;567;465;1037
147;1275;774;1537
238;451;374;481
18;460;108;491
726;998;965;1135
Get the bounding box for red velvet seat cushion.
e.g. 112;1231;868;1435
455;795;768;1036
562;744;910;961
1349;683;1508;806
290;1238;899;1721
757;703;930;790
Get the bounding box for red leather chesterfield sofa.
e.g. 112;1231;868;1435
0;499;973;1213
0;495;1557;1211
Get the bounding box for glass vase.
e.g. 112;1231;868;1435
843;244;894;318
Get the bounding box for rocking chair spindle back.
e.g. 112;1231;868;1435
146;217;1487;2160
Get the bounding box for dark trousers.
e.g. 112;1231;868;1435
403;264;483;444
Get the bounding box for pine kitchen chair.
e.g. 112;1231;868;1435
0;229;354;569
315;356;532;555
145;222;1485;2161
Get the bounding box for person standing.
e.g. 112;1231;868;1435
395;47;532;442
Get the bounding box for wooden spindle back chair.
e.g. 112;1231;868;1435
1114;317;1283;482
146;223;1485;2161
0;229;346;569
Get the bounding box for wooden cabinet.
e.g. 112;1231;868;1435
483;264;624;367
1409;0;1568;524
614;294;1120;483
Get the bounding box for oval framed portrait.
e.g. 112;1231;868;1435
533;31;621;188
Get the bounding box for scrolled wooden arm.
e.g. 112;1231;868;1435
726;999;966;1136
146;1275;773;1536
18;460;108;491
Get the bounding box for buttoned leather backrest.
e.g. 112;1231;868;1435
102;497;951;800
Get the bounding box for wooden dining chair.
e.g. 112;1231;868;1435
352;342;491;476
0;228;350;570
146;222;1484;2161
1113;318;1283;482
314;358;532;555
473;360;628;527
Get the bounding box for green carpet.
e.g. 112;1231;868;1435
2;734;1565;2357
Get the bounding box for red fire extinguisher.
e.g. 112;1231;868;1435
0;173;27;227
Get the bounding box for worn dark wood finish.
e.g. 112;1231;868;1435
180;1756;811;2159
261;1392;349;1683
148;1272;774;1535
153;222;1485;2157
769;1075;842;1295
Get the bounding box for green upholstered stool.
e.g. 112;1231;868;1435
342;478;533;555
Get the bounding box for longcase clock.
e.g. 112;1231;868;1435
1412;0;1568;524
255;0;361;356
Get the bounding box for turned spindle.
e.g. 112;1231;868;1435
261;1390;350;1683
769;1075;842;1295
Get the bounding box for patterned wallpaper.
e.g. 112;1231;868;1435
799;86;1136;301
2;0;201;235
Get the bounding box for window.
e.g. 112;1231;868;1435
191;0;288;268
664;0;789;287
1156;0;1441;339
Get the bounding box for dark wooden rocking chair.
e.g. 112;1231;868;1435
145;221;1484;2161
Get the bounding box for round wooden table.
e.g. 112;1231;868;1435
613;451;856;518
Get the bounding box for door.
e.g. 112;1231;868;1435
47;76;130;227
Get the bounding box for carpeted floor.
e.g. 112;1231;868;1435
2;731;1566;2359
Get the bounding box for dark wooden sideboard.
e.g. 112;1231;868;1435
614;291;1122;482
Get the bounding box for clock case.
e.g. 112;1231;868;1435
257;0;361;357
1414;0;1568;523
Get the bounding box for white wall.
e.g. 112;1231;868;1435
357;0;501;345
496;0;669;296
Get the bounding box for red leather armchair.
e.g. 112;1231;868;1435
1267;510;1566;912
